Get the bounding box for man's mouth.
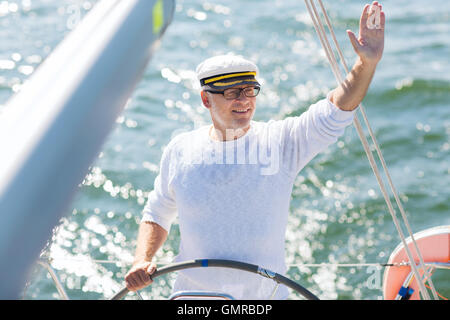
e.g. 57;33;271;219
232;107;250;114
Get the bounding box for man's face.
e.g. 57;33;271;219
201;84;257;138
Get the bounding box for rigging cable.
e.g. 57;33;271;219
313;0;438;300
303;0;438;299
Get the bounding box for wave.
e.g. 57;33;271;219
366;78;450;109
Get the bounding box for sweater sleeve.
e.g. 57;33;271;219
141;144;178;232
280;93;356;176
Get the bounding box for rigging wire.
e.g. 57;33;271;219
303;0;437;299
315;0;438;299
38;256;450;269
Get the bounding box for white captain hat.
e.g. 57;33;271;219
196;54;260;90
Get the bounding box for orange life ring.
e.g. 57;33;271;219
382;225;450;300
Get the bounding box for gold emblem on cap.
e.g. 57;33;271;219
213;79;258;86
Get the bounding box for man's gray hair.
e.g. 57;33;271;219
201;85;213;91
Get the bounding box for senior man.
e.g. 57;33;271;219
125;2;385;299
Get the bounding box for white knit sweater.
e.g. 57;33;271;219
142;96;355;299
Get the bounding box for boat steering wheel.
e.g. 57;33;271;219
110;259;319;300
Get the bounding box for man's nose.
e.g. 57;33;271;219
235;90;248;100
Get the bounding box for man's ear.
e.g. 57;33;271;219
201;91;211;109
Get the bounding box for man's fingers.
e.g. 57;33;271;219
136;269;152;285
365;2;385;31
126;274;152;291
347;30;360;53
380;11;386;30
125;263;156;291
360;4;371;32
147;263;157;275
125;276;139;291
